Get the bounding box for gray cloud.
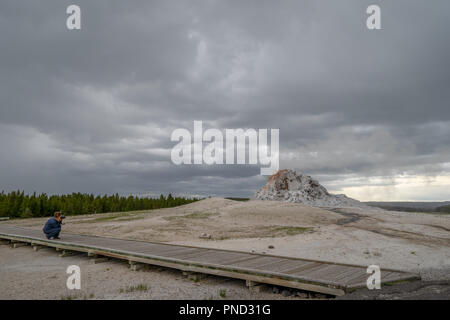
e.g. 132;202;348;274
0;1;449;200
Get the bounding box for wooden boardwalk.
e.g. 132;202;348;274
0;225;419;296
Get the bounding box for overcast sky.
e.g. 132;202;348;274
1;1;449;201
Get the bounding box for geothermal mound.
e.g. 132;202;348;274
253;169;362;208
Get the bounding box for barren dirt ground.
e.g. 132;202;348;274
0;245;301;300
1;198;449;299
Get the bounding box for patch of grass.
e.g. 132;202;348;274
115;215;145;222
373;252;382;257
82;211;148;223
134;284;148;292
82;293;95;300
271;226;313;237
184;212;216;219
219;289;227;298
163;212;216;221
87;215;119;223
120;283;149;293
363;250;381;256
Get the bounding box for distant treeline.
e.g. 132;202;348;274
0;191;198;219
366;203;450;214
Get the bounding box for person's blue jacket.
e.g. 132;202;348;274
43;217;61;234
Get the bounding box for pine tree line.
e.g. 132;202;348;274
0;191;198;218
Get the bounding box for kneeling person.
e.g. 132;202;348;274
43;211;63;240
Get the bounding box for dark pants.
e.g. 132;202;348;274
44;229;60;239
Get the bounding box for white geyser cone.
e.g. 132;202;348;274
253;169;363;208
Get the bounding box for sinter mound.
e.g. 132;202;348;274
253;169;363;208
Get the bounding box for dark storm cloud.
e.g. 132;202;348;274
0;0;449;199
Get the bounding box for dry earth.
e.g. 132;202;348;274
0;245;298;300
1;198;449;299
2;198;449;280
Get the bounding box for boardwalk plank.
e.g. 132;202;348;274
0;225;419;296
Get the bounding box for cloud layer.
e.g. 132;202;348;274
1;1;449;200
